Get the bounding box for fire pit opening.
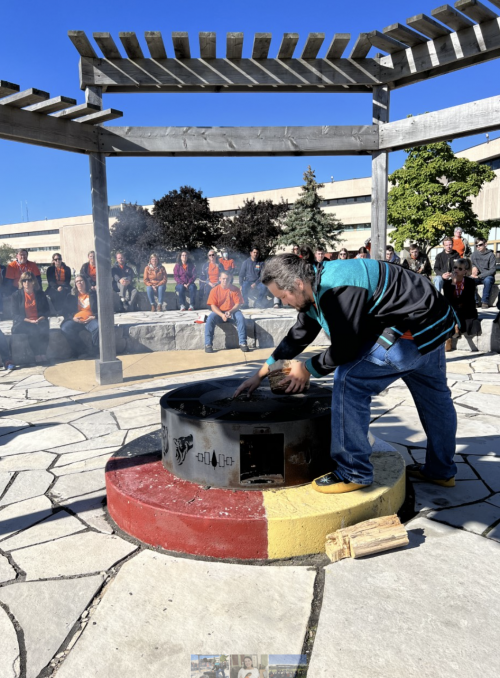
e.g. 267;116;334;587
240;433;284;485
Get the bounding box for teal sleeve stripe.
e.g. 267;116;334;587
305;358;323;379
390;326;403;335
412;307;450;337
418;320;456;349
368;262;389;314
379;335;393;346
266;356;277;366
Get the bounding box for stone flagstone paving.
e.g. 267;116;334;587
0;349;500;676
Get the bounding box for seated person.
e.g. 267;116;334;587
443;258;479;351
433;237;460;292
45;252;72;315
205;271;249;353
239;246;267;308
144;253;168;312
173;250;197;311
112;252;138;312
386;245;409;268
61;275;99;358
11;271;50;364
199;250;222;306
407;244;432;278
80;250;97;291
337;248;349;260
355;246;369;259
5;249;42;295
470;239;497;309
218;248;236;280
0;328;15;371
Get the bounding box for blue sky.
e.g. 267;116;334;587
1;0;499;225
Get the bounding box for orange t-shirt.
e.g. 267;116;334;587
219;258;235;272
182;264;188;271
452;237;465;257
207;284;244;312
55;266;66;284
88;263;96;283
208;261;220;284
74;293;93;321
24;291;38;320
6;260;40;286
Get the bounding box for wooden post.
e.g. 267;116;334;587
371;85;390;262
86;86;123;385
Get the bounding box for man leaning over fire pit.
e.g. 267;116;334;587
235;254;458;495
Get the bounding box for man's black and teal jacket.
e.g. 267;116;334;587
266;259;456;378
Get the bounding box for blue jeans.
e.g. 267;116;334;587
61;318;99;356
241;281;267;306
434;275;445;293
205;310;247;346
146;285;166;305
331;339;457;485
472;275;495;304
175;283;196;308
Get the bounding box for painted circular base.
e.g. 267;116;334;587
106;437;405;560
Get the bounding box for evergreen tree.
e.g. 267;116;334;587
279;166;343;249
217;198;289;259
110;203;161;271
0;243;16;266
388;140;495;253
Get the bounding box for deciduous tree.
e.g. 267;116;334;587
110;203;160;271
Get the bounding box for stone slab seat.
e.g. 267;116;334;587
475;282;499;308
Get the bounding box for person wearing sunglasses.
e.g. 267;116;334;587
443;258;479;351
199;250;223;307
61;275;99;358
337;248;349;260
45;252;72;315
11;271;50;364
470;239;496;309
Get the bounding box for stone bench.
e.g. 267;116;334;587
474;282;499;308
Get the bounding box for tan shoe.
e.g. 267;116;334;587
445;338;453;352
151;304;156;312
312;471;371;494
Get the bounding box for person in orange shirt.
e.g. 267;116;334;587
205;271;249;353
144;253;168;312
5;249;42;294
218;248;236;280
80;251;97;291
452;227;471;258
61;275;99;358
11;271;50;363
199;250;223;306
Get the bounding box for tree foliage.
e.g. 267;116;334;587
216;198;289;259
279;166;343;249
110;203;161;270
152;186;221;253
387;141;495;252
0;243;16;266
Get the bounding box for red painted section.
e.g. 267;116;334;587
105;455;268;560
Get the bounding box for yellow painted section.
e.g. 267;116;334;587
263;452;406;559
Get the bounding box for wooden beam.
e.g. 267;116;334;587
24;96;77;114
325;33;351;58
0;80;20;98
76;108;123;124
301;33;325;59
226;32;243;59
454;0;498;22
278;33;299;59
68;30;98;58
172;32;191;59
368;30;407;53
93;33;122;59
145;32;167;59
199;32;216;59
97;124;379;157
431;5;475;30
252;33;272;59
349;33;372;58
0;103;99;153
379;94;500;150
119;32;144;59
382;23;428;47
52;103;100;119
407;13;452;38
0;88;50;108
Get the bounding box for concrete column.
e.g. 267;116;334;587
371;85;390;262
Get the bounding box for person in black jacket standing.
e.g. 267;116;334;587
111;252;138;312
45;252;72;315
434;237;460;293
11;271;50;364
239;247;267;308
61;275;99;358
443;258;479;350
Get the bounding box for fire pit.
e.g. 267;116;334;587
160;377;332;489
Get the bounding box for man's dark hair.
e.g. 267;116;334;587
410;243;419;251
386;245;394;253
442;236;453;245
250;246;259;252
261;253;315;291
316;246;325;252
476;239;486;246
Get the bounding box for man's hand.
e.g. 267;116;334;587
442;272;452;280
120;278;129;286
251;283;256;288
281;361;311;394
184;283;188;288
57;286;63;292
234;372;264;397
84;316;96;324
36;316;46;323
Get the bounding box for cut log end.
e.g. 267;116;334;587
325;514;409;563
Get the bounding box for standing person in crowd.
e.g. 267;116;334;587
433;237;460;293
218;248;236;280
5;249;41;294
452;226;471;258
315;246;326;265
173;250;197;311
11;271;50;364
0;328;15;371
112;252;138;312
205;271;249;353
199;250;222;306
337;248;349;260
408;244;432;278
443;258;479;351
80;251;97;291
61;275;99;358
470;238;497;309
355;247;369;259
386;245;402;265
239;246;267;308
45;252;72;315
144;253;168;312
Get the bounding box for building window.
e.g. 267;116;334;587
342;223;371;231
0;229;59;238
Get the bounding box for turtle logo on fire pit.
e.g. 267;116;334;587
174;434;193;465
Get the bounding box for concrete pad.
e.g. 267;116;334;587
447;372;471;381
1;510;85;552
0;554;16;584
0;471;52;507
0;424;86;456
428;501;500;535
0;396;40;410
59;490;112;533
451;380;481;392
454;462;479;480
0;496;53;541
308;516;500;678
0;418;30;438
13;532;137;580
25;386;82;400
479;383;500;395
456;415;500;456
55;550;314;678
383;441;414;466
71;411;119;439
0;452;55;473
370;405;427;447
468;456;500;491
17;398;92;424
113;406;159;430
50;469;106;503
0;576;104;678
455;391;500;416
124;425;160;443
443;361;472;374
11;374;50;389
413;479;490;510
0;605;20;678
471;373;500;382
46;430;126;455
0;472;14;497
51;448;120;475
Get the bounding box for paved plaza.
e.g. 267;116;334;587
1;347;500;677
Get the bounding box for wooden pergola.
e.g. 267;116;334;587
2;0;500;384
